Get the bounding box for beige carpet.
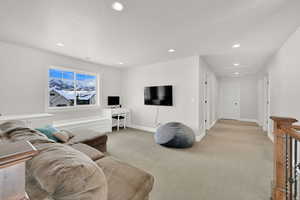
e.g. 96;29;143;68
107;120;273;200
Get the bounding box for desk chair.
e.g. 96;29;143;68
112;113;127;131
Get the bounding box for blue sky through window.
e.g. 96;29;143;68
49;69;61;79
63;71;74;80
76;73;96;81
49;69;96;81
49;69;74;80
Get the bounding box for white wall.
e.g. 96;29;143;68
219;75;259;122
121;56;200;133
240;75;258;120
121;56;218;138
257;76;265;127
261;27;300;139
0;41;122;120
267;28;300;119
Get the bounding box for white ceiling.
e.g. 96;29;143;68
0;0;299;76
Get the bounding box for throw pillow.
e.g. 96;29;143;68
61;129;75;139
53;130;71;143
35;125;59;142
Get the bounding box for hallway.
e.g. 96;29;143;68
108;120;273;200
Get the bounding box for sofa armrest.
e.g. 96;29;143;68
71;143;105;161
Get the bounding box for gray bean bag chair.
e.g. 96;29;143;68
155;122;195;148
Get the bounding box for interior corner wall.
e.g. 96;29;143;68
257;76;265;127
208;70;219;127
121;56;201;134
0;41;122;120
264;27;300;128
197;57;219;137
198;58;207;136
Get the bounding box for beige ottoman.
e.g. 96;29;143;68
96;157;154;200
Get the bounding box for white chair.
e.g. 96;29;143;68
112;113;127;131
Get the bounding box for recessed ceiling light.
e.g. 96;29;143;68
56;43;64;47
232;43;241;48
119;62;124;65
112;2;124;11
234;72;240;75
233;63;240;66
168;49;176;53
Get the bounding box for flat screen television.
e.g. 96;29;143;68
108;96;120;106
144;85;173;106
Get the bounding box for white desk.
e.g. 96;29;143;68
111;108;130;116
104;108;130;131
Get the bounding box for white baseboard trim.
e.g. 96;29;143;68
268;132;274;143
196;131;206;142
238;118;259;123
209;120;217;129
129;124;206;143
127;124;156;133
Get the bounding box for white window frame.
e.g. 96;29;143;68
46;66;100;112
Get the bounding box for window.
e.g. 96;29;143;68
48;67;98;108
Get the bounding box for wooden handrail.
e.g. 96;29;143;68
292;125;300;131
270;116;299;200
285;128;300;141
270;116;298;129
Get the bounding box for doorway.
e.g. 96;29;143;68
220;79;240;120
204;72;210;130
263;76;271;136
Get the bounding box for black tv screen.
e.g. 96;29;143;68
144;85;173;106
108;96;120;106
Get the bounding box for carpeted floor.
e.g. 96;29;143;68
107;120;273;200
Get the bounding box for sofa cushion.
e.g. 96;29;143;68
26;143;108;200
71;143;105;161
0;121;52;145
53;131;69;142
96;157;154;200
67;129;107;144
0;120;28;134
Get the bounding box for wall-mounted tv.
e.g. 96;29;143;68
144;85;173;106
108;96;120;106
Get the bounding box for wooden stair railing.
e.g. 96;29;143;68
271;116;299;200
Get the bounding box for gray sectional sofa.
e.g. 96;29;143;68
0;121;154;200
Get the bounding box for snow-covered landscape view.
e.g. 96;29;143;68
49;69;97;107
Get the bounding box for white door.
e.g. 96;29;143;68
204;73;210;130
263;76;271;133
221;80;240;119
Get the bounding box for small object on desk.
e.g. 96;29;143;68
0;141;38;200
107;96;120;107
